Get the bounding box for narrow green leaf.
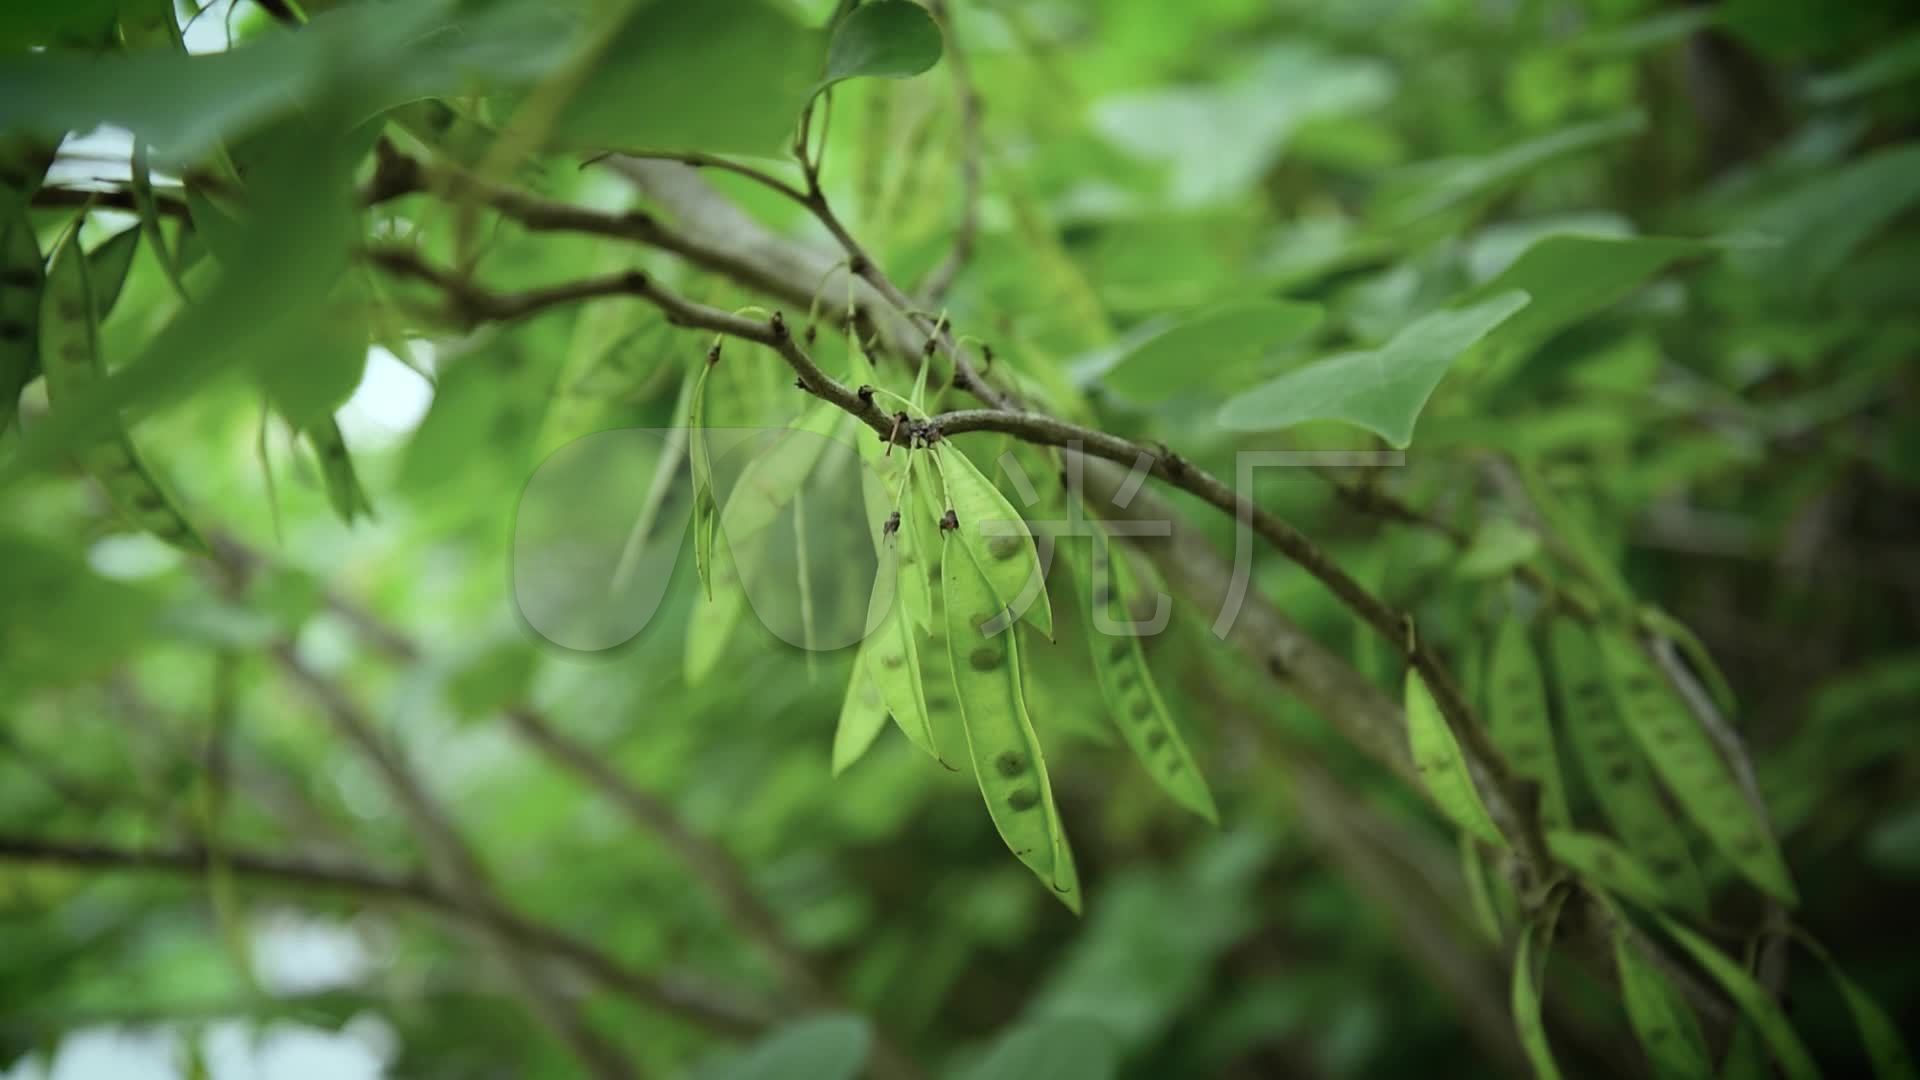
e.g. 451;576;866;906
688;359;719;598
1731;145;1920;290
1653;916;1820;1080
308;419;373;524
1100;298;1323;400
1799;937;1919;1080
1461;234;1710;367
1489;616;1570;827
1600;632;1797;905
964;1017;1119;1080
822;1;944;89
1457;517;1542;579
1548;617;1709;914
1614;924;1713;1080
1406;668;1505;847
1461;835;1506;943
1396;111;1645;218
1217;291;1530;447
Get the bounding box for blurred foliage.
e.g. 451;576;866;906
3;0;1920;1077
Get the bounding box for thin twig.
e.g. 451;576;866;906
916;0;983;303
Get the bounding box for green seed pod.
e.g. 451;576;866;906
1548;617;1708;914
1488;615;1569;827
1598;631;1796;906
934;442;1053;639
1080;538;1217;823
1614;923;1711;1080
943;529;1079;912
1652;915;1819;1080
1406;668;1504;847
832;653;891;775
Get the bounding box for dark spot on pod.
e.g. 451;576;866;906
1146;731;1168;750
60;343;87;365
1165;760;1185;775
1006;787;1040;812
1651;857;1682;878
1627;675;1656;694
1654;727;1682;746
925;693;952;710
1114;667;1136;691
994;751;1025;777
927;562;942;583
880;652;905;670
1735;834;1766;856
131;490;165;511
1593;851;1616;874
0;319;27;341
1513;741;1542;761
1129;698;1151;721
1606;763;1632;784
987;534;1022;560
1504;677;1531;696
1092;586;1110;608
968;645;1002;671
57;300;82;321
0;267;37;289
1575;682;1604;701
1108;639;1129;663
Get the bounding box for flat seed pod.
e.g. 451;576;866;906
1548;617;1708;914
38;231;204;552
862;544;945;766
1082;537;1216;823
832;653;891;775
684;536;752;686
1653;915;1819;1080
1406;669;1505;847
1546;829;1671;911
934;442;1052;639
1489;616;1569;827
1599;632;1797;905
1614;923;1713;1080
0;208;43;434
1513;906;1567;1080
688;360;719;597
943;530;1080;912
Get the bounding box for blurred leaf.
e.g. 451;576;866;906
84;226;141;323
1218;291;1529;447
1463;235;1708;366
966;1016;1120;1080
821;1;943;89
1808;32;1920;103
0;530;161;683
1392;112;1645;219
1731;145;1920;290
1099;299;1322;400
1456;517;1541;578
1655;917;1819;1080
699;1014;870;1080
559;0;826;156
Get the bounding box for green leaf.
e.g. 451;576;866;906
559;0;827;157
1613;924;1713;1080
1799;937;1919;1080
1100;299;1323;400
1460;235;1710;368
1653;916;1820;1080
1600;633;1798;905
821;1;943;89
0;530;162;685
702;1014;870;1080
1217;291;1529;447
966;1017;1119;1080
1405;669;1504;847
1808;32;1920;104
1733;145;1920;291
1393;111;1645;219
832;659;891;776
0;0;119;50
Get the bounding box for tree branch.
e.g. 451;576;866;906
0;834;773;1037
